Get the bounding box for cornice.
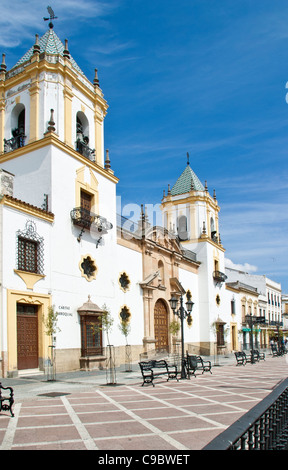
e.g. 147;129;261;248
0;133;119;184
3;58;108;111
0;195;54;223
161;193;220;212
197;237;225;252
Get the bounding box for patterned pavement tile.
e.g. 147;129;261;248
0;355;287;450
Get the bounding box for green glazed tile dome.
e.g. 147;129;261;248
171;164;204;195
12;28;85;77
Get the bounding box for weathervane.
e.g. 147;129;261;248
43;6;58;29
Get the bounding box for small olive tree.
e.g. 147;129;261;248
43;305;60;343
43;305;60;380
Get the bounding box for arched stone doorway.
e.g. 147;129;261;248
154;299;169;352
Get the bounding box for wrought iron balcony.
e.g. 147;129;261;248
4;128;26;153
70;207;113;233
244;315;267;325
75;136;95;161
269;320;283;327
213;270;228;283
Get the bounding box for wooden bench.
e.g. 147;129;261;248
138;360;178;387
185;354;212;378
251;349;265;361
0;383;14;417
234;351;254;365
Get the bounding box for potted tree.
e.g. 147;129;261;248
43;305;60;381
101;304;116;385
169;319;180;354
119;317;132;372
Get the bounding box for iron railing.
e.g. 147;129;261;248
204;377;288;450
75;138;95;161
70;207;113;233
4;128;26;153
213;270;228;283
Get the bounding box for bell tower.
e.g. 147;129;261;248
161;154;227;354
0;9;117;217
0;12;108;166
161;153;222;246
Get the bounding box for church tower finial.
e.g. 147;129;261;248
43;6;58;29
94;69;100;88
187;152;190;165
0;53;7;73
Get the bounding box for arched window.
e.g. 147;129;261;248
75;111;95;161
177;215;188;241
4;104;26;152
158;260;164;286
210;217;217;240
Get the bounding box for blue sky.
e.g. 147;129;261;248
1;0;288;292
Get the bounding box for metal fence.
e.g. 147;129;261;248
204;377;288;450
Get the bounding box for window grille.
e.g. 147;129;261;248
16;220;44;274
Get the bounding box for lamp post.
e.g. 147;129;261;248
169;293;194;379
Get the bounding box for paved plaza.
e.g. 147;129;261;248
0;354;288;451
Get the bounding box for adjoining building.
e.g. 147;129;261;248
0;21;282;378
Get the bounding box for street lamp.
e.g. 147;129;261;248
169;293;194;379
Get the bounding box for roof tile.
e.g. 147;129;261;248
171;165;204;195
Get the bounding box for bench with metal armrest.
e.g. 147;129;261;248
138;360;178;387
0;383;14;417
185;354;212;378
234;351;255;365
251;349;265;361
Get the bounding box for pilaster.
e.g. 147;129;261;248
29;77;40;143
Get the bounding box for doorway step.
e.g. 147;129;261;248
18;368;43;377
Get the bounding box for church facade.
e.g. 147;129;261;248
0;23;282;378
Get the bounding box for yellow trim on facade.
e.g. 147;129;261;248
0;133;119;184
197;237;225;252
0;195;54;223
230;322;238;350
29;79;40;143
79;254;98;282
6;289;51;375
4;55;93;102
63;85;73;146
75;166;99;213
14;270;45;290
0;96;4;154
161;193;220;213
118;272;131;292
118;305;132;323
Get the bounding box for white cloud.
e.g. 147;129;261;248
225;258;258;273
0;0;118;48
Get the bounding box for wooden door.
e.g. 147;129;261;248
81;190;92;211
80;190;92;226
154;299;169;351
17;304;39;370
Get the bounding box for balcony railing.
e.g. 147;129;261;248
270;321;283;327
204;377;288;450
75;136;95;161
70;207;113;233
181;248;197;262
213;270;227;283
4;128;26;153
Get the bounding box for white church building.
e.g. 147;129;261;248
0;21;282;378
